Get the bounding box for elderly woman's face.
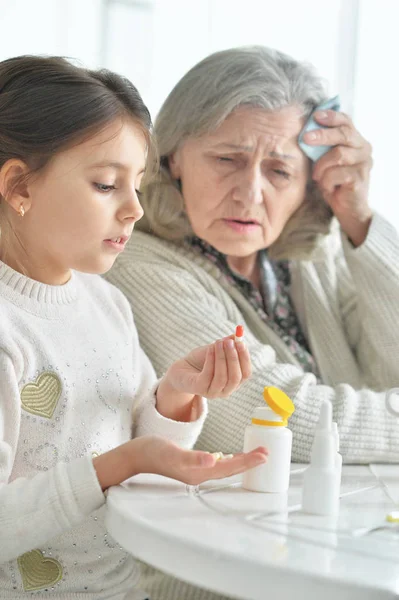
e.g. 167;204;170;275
169;106;309;257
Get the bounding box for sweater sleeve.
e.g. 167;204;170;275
0;350;105;563
107;257;399;464
132;346;207;449
337;212;399;388
111;287;208;449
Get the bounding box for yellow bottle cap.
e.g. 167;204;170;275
263;387;295;423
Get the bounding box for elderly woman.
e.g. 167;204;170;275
107;45;399;465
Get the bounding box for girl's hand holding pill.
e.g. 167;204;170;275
174;333;251;397
156;327;250;420
156;326;249;422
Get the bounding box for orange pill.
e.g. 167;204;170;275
235;325;244;339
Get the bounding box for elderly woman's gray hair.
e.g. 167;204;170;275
138;46;334;260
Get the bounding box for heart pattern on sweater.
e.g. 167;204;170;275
21;372;62;419
17;549;63;591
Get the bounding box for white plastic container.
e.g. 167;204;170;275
302;400;340;516
242;387;295;493
332;421;343;489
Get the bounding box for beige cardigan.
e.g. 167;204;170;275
106;213;399;463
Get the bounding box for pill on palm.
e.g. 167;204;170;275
211;452;234;460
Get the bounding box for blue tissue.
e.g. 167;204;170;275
298;95;341;162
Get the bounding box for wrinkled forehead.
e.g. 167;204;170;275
201;106;306;160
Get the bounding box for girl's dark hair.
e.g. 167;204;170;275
0;55;153;178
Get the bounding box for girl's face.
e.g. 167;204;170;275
1;119;146;284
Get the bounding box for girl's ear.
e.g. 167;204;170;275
0;159;32;215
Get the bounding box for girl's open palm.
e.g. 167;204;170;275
133;435;268;486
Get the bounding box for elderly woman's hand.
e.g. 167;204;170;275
303;109;373;247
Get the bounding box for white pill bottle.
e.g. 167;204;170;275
242;386;295;493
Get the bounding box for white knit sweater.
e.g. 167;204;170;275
107;213;399;464
0;262;206;600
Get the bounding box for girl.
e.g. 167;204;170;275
0;56;267;599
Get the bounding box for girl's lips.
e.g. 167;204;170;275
103;239;127;252
222;218;261;233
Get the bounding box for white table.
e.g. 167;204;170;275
105;465;399;600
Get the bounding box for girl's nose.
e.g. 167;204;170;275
123;190;144;222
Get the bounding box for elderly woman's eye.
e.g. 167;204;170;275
217;156;233;162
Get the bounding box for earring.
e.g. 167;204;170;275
18;204;25;217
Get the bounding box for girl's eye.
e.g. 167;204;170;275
217;156;233;163
273;169;290;179
135;189;143;199
94;183;116;192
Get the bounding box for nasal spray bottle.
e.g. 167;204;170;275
242;387;295;493
302;400;341;516
332;421;343;489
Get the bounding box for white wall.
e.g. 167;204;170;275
353;0;399;224
107;0;349;118
0;0;102;66
104;1;155;102
0;0;359;117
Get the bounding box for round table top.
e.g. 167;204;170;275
105;464;399;600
